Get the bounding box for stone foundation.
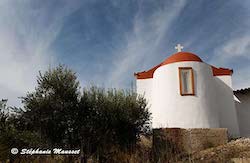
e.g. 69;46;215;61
153;128;228;162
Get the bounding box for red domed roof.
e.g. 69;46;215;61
161;52;203;65
134;51;233;79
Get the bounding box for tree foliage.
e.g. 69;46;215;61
0;65;151;162
77;87;151;161
21;65;80;147
0;100;41;160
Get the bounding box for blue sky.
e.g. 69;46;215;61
0;0;250;106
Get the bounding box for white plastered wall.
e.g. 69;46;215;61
214;75;240;136
135;61;240;136
235;92;250;137
136;78;153;108
151;62;220;129
216;76;233;88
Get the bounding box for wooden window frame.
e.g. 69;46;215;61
179;67;195;96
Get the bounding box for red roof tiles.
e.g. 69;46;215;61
134;52;233;79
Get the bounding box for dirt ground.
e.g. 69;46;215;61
186;138;250;163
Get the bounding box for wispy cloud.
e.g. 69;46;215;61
233;67;250;90
212;36;250;65
107;0;187;87
211;34;250;89
1;0;250;106
209;0;250;89
0;0;81;106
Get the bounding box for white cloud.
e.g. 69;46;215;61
210;34;250;89
208;0;250;90
0;1;81;107
107;0;187;87
212;36;250;64
233;66;250;90
221;37;250;58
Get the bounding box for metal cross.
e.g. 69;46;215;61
175;44;184;52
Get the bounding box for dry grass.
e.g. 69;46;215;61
185;138;250;163
2;138;250;163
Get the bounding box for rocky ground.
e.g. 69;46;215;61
186;138;250;163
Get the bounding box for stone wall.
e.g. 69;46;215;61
153;128;228;162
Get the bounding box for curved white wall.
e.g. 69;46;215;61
136;61;240;136
152;61;220;128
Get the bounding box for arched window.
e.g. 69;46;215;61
179;67;195;96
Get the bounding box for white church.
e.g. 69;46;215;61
134;44;250;137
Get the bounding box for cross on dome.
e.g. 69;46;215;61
175;44;184;52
